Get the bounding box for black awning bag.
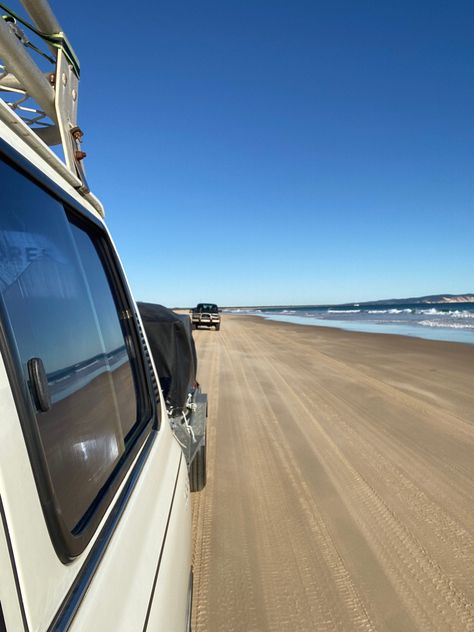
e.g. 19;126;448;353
137;302;197;411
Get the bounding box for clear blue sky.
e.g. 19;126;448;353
53;0;473;306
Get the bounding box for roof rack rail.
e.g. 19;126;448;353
0;0;104;216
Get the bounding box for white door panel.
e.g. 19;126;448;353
145;461;192;632
69;429;189;632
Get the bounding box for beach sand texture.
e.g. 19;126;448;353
191;315;474;632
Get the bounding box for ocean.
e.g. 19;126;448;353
226;302;474;345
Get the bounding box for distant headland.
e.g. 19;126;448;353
353;293;474;306
214;293;474;311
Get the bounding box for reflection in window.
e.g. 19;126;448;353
0;160;139;531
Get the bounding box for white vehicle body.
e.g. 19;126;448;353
0;116;193;632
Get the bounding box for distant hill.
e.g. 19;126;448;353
214;293;474;311
356;293;474;306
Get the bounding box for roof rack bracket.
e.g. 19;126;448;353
55;47;80;171
0;0;91;195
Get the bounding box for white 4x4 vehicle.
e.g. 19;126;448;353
0;2;194;631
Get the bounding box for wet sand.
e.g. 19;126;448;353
191;315;474;632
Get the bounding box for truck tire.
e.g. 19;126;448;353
189;438;206;492
215;323;220;331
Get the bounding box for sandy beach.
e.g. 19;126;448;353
191;314;474;632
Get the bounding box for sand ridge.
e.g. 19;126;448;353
191;315;474;631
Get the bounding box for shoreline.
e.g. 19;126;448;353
232;311;474;346
228;314;474;425
235;313;474;352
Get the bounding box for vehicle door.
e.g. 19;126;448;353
0;148;191;631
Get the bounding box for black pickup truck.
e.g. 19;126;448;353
191;303;221;331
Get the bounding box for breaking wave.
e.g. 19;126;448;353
418;320;474;330
328;309;361;314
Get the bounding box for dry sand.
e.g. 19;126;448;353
191;315;474;632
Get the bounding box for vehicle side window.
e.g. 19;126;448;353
0;158;151;534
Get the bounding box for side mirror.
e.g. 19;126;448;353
28;357;51;412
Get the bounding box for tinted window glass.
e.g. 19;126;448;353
197;304;218;313
0;159;140;531
69;224;137;438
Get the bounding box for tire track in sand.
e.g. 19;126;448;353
249;321;474;584
191;330;220;631
191;316;474;631
224;329;378;632
193;328;269;631
238;320;474;631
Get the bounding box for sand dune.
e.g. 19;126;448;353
191;315;474;632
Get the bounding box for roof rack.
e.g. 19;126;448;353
0;0;104;216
